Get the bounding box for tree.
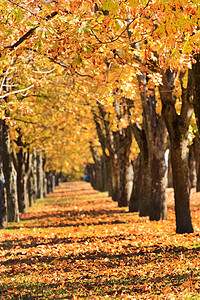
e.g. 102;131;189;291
1;0;200;232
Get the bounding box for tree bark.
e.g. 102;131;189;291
159;69;193;233
118;127;133;207
188;142;197;189
0;169;7;228
12;145;32;213
104;155;113;196
192;54;200;135
167;149;173;188
89;144;104;191
37;152;44;199
28;171;34;207
2;121;19;223
129;155;141;212
110;155;120;202
139;129;151;216
171;140;193;233
15;147;28;213
32;148;37;202
0;120;7;228
150;118;168;221
193;134;200;192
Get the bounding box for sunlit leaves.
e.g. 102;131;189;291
1;0;200;177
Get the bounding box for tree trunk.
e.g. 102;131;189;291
52;175;55;192
139;130;151;216
189;55;200;191
110;156;120;202
28;171;34;207
119;162;133;207
104;155;113;196
188;142;197;188
193;134;200;192
16;147;28;213
0;120;7;228
167;149;173;188
150;119;168;221
150;150;167;221
0;169;7;228
2;121;19;223
129;156;142;212
37;153;44;199
89;145;104;191
159;69;193;233
171;140;193;233
118;127;133;207
32;148;37;202
46;171;53;194
192;54;200;136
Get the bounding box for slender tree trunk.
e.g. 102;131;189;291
149;150;167;221
196;161;200;192
193;134;200;192
2;121;19;223
37;153;44;199
52;175;55;192
167;149;173;188
16;147;28;213
0;120;7;228
0;169;7;228
43;155;46;198
89;145;104;191
13;147;32;213
101;155;107;192
139;130;151;216
32;148;37;202
129;156;142;212
28;171;34;207
150;150;167;221
86;164;94;187
119;161;133;207
24;151;32;208
110;155;120;202
192;54;200;135
118;127;133;207
104;155;113;196
150;119;168;221
188;142;197;188
23;175;29;212
46;171;52;194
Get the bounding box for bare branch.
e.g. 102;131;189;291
0;85;34;99
32;68;56;74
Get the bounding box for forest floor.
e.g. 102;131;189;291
0;182;200;300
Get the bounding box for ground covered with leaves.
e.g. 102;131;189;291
0;182;200;299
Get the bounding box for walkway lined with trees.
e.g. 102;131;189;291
0;181;200;299
1;1;200;235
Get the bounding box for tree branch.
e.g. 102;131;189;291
4;26;39;50
0;85;34;99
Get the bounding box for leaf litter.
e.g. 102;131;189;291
0;182;200;299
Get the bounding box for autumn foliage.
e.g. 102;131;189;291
0;182;200;299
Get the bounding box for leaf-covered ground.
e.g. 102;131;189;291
0;182;200;300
